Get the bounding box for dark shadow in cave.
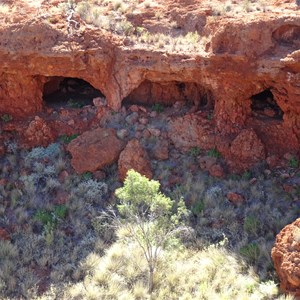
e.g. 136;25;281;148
250;89;283;120
123;80;214;111
43;77;105;109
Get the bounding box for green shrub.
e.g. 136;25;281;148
1;114;12;122
115;170;188;293
207;148;221;158
191;200;205;216
244;216;260;235
207;113;213;120
59;134;79;144
240;243;260;263
34;205;67;246
34;210;54;226
34;205;68;229
289;156;299;168
189;147;201;157
152;103;164;113
242;170;252;180
53;204;68;219
82;171;93;181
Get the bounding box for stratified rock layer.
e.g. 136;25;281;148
272;218;300;296
0;0;299;169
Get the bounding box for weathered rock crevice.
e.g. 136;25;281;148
272;24;300;47
250;89;284;121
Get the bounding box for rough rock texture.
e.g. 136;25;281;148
226;192;245;205
199;156;224;177
272;218;300;296
229;129;266;171
209;164;224;178
199;156;217;169
67;127;124;174
152;140;169;160
168;114;215;151
22;116;56;148
118;139;152;181
0;0;300;169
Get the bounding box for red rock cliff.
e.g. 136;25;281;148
0;0;299;166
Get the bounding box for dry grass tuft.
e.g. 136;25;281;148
62;234;284;300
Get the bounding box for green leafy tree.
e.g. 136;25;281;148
115;170;188;293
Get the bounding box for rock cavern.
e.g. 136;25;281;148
0;0;299;298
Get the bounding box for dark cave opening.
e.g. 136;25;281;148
123;80;214;110
250;89;283;120
43;77;105;109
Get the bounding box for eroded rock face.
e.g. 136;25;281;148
0;0;299;170
168;114;215;151
124;80;212;108
118;139;152;181
229;129;265;171
272;218;300;296
67;128;124;174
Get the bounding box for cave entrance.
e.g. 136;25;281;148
250;89;283;120
43;77;105;109
123;80;214;110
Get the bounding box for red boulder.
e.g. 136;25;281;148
272;218;300;296
118;139;152;181
67;127;124;174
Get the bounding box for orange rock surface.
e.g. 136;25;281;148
272;218;300;296
67;127;124;174
0;0;299;168
118;139;152;181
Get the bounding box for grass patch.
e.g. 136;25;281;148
152;103;164;113
1;114;12;122
66;236;280;300
34;204;68;227
207;147;222;158
240;243;260;264
189;146;201;157
288;156;299;168
59;134;79;144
